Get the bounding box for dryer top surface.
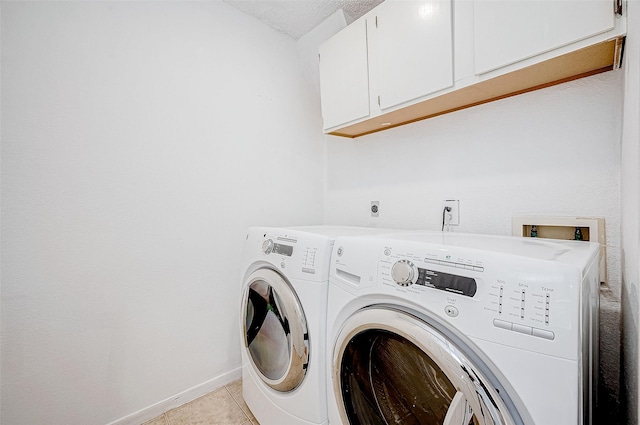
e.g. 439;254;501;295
258;225;407;240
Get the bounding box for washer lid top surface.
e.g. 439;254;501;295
374;231;597;262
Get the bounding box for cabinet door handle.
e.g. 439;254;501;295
614;0;622;16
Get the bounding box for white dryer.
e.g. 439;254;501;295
240;226;404;425
326;232;600;425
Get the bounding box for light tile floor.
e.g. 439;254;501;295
142;379;259;425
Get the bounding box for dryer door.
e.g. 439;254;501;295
242;268;309;392
332;307;523;425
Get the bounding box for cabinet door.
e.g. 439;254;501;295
374;0;453;111
319;19;370;131
474;0;615;74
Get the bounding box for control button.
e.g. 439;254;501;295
302;267;315;274
512;323;533;335
493;319;512;331
445;305;459;318
337;246;344;257
280;262;286;268
473;266;484;272
391;260;418;287
384;248;391;256
262;239;274;254
533;328;555;340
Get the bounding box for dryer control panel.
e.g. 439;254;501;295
244;227;333;282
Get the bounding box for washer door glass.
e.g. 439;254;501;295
333;308;519;425
243;268;309;392
341;329;460;425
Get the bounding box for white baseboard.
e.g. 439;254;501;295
106;367;242;425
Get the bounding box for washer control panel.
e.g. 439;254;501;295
376;242;578;356
384;253;478;297
484;277;572;341
414;267;477;297
391;260;418;286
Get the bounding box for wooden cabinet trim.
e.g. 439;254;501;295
328;37;623;139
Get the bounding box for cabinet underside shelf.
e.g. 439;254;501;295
328;37;624;139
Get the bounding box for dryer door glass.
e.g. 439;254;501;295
243;269;309;392
333;308;519;425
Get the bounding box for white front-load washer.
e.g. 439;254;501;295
326;232;600;425
239;226;405;425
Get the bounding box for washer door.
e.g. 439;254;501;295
242;268;309;392
333;308;521;425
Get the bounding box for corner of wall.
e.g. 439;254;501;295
620;0;640;423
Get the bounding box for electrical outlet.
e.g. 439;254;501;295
371;201;379;217
443;200;459;226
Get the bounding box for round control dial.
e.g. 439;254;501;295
262;239;274;254
391;260;418;287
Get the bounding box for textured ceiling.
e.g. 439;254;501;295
223;0;384;40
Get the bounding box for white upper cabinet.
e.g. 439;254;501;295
374;0;454;110
319;0;454;132
319;18;370;131
319;0;625;138
474;0;615;74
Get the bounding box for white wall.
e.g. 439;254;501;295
621;0;640;423
324;73;623;272
0;2;324;424
324;70;625;416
